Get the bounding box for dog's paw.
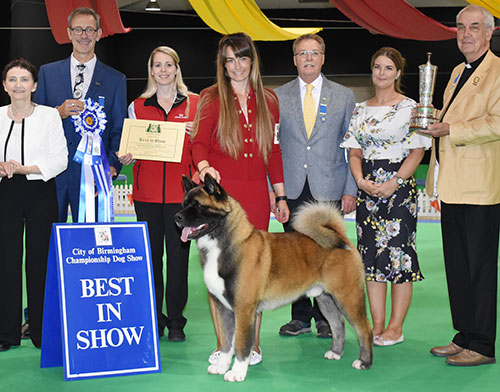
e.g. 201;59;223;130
224;369;247;382
324;350;341;360
208;362;230;375
223;358;249;381
352;359;370;370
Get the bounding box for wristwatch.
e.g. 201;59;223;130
395;176;404;185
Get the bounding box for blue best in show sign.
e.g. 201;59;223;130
41;222;161;380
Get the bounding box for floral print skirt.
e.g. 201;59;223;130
356;159;424;284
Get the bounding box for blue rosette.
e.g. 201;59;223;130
72;98;114;223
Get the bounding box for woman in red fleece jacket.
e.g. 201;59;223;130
119;46;198;342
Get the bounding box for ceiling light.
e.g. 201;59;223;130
145;0;161;11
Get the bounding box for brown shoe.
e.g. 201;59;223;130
430;342;463;357
445;349;496;366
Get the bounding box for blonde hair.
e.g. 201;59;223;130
192;33;276;163
140;46;192;115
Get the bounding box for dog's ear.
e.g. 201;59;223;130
203;173;227;201
181;175;197;193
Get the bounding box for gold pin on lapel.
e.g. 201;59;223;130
473;76;480;86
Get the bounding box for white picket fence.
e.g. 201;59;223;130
113;185;441;220
113;184;135;215
416;188;441;220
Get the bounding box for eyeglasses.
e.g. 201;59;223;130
70;26;98;36
294;50;323;58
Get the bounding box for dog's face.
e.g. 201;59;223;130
175;174;231;242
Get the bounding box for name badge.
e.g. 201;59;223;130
274;123;280;144
319;103;327;122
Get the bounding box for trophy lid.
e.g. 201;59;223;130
420;52;437;71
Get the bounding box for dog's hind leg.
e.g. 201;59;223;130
349;315;373;370
332;291;373;370
207;297;235;375
316;293;345;360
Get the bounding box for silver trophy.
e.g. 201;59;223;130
410;52;438;131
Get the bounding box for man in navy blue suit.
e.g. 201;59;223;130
35;7;126;222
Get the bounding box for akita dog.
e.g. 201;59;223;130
175;174;372;382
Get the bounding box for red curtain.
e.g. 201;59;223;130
45;0;131;44
330;0;456;41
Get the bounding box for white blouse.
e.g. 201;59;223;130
0;104;68;181
341;97;432;162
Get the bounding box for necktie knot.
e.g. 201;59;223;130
77;63;86;72
306;84;313;93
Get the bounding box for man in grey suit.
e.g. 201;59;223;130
274;34;357;337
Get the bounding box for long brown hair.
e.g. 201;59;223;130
192;33;276;162
370;47;406;94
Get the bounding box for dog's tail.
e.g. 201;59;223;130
291;202;351;249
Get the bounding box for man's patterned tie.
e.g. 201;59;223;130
303;84;316;138
73;63;85;99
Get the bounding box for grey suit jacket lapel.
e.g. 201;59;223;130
290;78;308;141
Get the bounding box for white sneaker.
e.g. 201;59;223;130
208;349;221;364
250;347;262;365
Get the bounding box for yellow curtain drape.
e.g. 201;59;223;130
188;0;322;41
467;0;500;18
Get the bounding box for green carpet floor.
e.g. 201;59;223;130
1;219;499;391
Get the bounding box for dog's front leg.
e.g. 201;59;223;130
207;298;235;375
224;306;256;382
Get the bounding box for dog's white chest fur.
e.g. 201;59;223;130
197;236;232;310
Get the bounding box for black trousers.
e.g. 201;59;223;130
283;179;340;324
134;201;190;332
441;202;500;358
0;175;58;347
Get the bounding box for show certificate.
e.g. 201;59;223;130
119;118;186;162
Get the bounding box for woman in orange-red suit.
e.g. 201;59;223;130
191;32;289;366
118;46;198;342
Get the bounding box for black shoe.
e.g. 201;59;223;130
316;320;332;338
21;321;30;340
0;343;12;352
168;328;185;342
279;320;312;336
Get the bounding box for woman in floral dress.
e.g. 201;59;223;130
341;47;431;346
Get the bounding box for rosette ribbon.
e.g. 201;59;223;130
72;97;114;223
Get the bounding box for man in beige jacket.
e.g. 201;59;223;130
422;4;500;366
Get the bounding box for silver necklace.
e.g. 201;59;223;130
10;103;35;122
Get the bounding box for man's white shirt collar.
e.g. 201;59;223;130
299;75;323;111
70;54;97;74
